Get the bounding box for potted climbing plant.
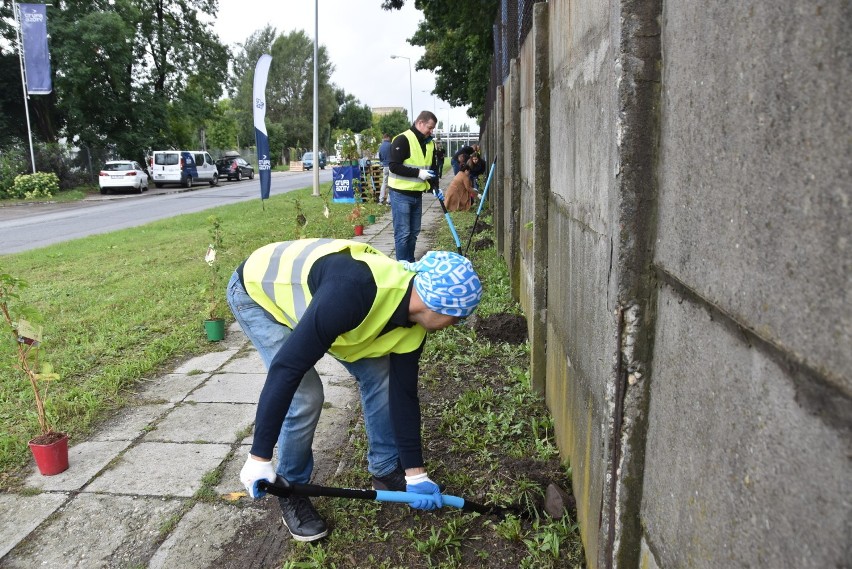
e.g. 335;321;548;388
203;215;226;341
0;269;68;475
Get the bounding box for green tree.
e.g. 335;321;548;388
51;11;141;156
206;99;241;150
232;27;337;154
376;110;410;138
0;53;27;148
44;0;228;157
337;96;373;132
382;0;498;120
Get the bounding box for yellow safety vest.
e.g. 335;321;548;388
388;129;434;192
242;239;427;361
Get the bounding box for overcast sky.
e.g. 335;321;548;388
212;0;477;131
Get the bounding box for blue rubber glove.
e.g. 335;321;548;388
417;169;436;181
240;454;276;499
405;473;443;510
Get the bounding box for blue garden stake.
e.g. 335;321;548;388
433;189;463;255
256;478;522;517
465;160;496;257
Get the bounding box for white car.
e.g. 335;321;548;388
99;160;149;194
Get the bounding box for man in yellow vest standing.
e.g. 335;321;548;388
388;110;439;262
228;239;483;542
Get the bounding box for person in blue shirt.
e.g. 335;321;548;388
378;133;392;205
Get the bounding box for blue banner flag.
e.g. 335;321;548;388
253;54;273;201
332;165;359;203
19;4;52;94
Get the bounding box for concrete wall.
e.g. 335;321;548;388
484;0;851;567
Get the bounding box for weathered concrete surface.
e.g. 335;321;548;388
0;493;67;559
518;4;551;396
1;494;185;568
642;284;851;568
483;0;850;567
84;441;233;497
147;502;267;569
655;1;852;388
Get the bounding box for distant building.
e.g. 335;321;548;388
371;106;406;117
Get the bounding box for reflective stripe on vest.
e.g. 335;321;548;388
388;129;434;192
242;239;427;361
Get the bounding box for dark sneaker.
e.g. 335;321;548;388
278;496;328;542
372;465;406;491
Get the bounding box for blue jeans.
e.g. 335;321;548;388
226;272;400;483
390;191;422;262
451;158;460;174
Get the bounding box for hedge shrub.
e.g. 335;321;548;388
10;172;60;200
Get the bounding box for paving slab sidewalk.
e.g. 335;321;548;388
0;185;451;569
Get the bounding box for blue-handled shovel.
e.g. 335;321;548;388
464;160;496;257
256;478;522;518
432;189;463;255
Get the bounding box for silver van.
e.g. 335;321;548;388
150;150;219;188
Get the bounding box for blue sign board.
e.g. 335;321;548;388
332;165;359;203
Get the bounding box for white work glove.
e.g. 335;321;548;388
417;169;436;181
405;472;443;510
240;454;276;499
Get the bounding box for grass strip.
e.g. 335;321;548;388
0;185;382;479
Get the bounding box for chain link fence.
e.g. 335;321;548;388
483;0;544;127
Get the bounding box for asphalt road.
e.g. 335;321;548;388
0;170;332;255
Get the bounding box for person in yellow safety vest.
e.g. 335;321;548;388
388;110;439;262
229;239;483;542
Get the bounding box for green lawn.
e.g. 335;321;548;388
0;184;381;479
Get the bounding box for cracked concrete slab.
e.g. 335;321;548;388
84;442;232;497
0;493;68;559
143;402;257;444
89;404;172;441
185;372;266;403
148;501;267;569
0;493;184;569
135;373;211;403
172;349;239;374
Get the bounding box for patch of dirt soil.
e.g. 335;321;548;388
469;312;528;344
472;220;492;234
472;237;493;251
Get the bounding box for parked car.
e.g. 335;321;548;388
301;151;327;170
149;150;218;188
216;154;255;181
98;160;149;194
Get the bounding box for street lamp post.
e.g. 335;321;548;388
390;55;413;123
439;107;452;153
421;90;436;113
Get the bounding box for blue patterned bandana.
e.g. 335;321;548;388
402;251;483;317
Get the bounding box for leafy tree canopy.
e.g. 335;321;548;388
232;27;338;163
382;0;499;120
375;110;410;138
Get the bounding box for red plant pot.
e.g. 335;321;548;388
354;225;364;236
29;432;69;476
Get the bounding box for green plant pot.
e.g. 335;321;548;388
204;318;226;341
367;214;376;224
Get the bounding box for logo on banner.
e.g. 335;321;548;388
255;98;265;110
258;154;271;172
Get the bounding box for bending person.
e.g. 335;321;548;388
229;239;483;542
